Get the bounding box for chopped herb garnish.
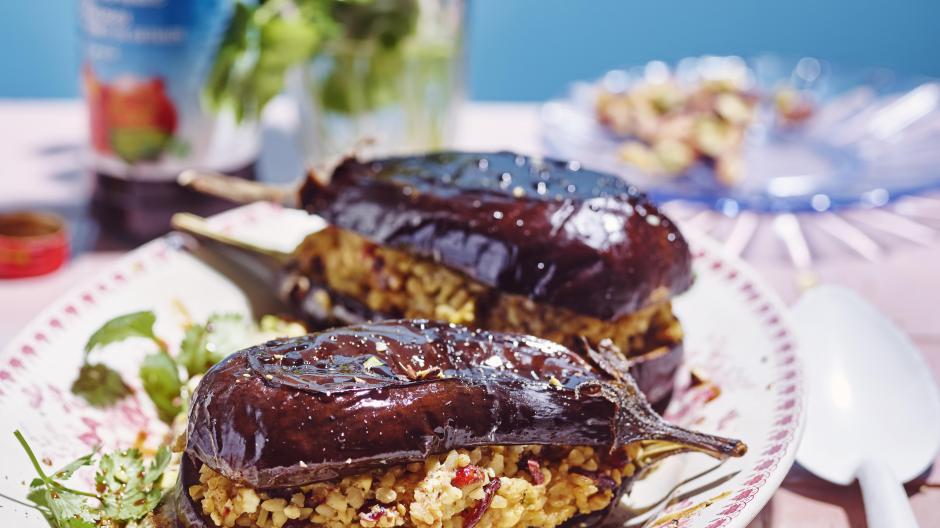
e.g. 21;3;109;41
84;311;161;354
72;311;164;408
139;352;184;424
15;430;169;527
70;363;132;408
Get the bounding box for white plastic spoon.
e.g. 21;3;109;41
793;285;940;528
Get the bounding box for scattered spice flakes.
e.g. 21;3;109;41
363;356;384;370
689;368;709;387
359;505;389;523
415;366;441;379
132;430;148;451
689;368;721;402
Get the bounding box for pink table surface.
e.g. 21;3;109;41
1;100;938;527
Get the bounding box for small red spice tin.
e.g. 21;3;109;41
0;212;69;279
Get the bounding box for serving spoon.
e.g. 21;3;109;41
793;285;940;527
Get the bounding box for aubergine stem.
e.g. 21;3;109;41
177;169;299;207
171;213;292;263
170;212;294;292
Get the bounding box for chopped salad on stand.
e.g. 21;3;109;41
596;70;814;186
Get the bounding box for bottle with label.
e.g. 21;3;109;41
80;0;259;243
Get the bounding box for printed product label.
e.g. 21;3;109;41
80;0;257;180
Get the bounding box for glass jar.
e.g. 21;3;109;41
80;0;260;243
294;0;464;164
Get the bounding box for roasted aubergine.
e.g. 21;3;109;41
175;151;693;410
157;320;744;528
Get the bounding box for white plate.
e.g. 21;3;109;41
0;202;804;528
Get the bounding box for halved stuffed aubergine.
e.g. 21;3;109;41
155;320;743;528
175;151;693;410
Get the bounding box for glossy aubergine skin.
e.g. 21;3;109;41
186;320;744;491
299;152;693;321
283;278;683;412
177;224;684;412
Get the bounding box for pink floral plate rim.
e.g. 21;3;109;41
0;202;804;528
674;225;805;527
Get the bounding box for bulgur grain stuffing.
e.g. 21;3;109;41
190;444;645;528
295;227;682;358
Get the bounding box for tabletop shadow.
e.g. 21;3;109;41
771;461;935;528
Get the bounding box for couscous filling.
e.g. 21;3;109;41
294;227;682;358
190;444;647;528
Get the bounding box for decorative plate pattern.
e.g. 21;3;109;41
0;202;803;528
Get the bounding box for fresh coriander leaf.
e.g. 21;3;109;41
96;446;171;521
145;446;172;485
17;431;170;527
140;353;183;423
84;311;159;354
26;451;99;524
71;363;132;407
15;431;100;528
44;489;97;528
177;324;209;378
52;452;97;481
26;478;52;518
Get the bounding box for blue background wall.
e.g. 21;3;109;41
2;0;939;101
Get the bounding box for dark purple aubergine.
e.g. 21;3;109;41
186;320;744;491
170;220;684;413
299;151;692;321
